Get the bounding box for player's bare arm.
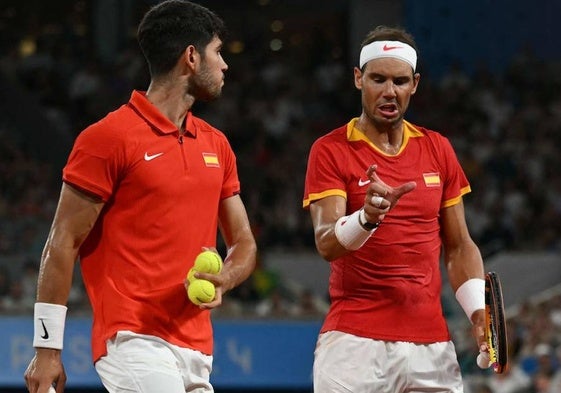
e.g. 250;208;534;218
309;195;349;261
440;200;486;348
37;183;104;304
440;200;485;292
195;194;256;310
24;183;104;393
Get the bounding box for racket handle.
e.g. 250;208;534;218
477;351;491;368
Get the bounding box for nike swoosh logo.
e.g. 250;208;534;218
40;318;49;339
144;152;164;161
358;179;371;187
383;44;403;51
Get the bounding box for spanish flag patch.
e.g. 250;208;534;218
202;152;220;167
423;172;441;187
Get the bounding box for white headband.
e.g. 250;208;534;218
359;40;417;71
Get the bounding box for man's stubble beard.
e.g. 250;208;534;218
188;64;223;102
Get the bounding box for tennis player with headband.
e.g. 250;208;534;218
303;25;488;392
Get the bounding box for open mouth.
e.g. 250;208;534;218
378;103;398;117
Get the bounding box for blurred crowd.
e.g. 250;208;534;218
1;2;561;391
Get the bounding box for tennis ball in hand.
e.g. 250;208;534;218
477;351;491;369
187;268;197;283
188;279;216;305
194;250;223;274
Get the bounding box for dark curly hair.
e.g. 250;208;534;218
137;0;227;77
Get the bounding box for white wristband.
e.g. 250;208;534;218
33;302;68;350
455;278;485;322
334;209;376;250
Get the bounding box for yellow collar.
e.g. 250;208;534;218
346;118;423;156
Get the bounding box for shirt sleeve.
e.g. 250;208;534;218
303;136;347;208
63;122;126;202
219;136;241;199
439;136;471;208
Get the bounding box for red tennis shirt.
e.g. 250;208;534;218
303;118;471;343
63;91;240;362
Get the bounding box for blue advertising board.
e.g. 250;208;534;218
0;317;321;389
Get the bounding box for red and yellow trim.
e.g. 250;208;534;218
346;118;424;156
303;189;346;208
442;185;471;208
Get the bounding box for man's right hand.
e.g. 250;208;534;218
363;164;417;223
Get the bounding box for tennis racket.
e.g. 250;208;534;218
477;271;508;373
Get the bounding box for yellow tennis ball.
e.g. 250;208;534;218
194;250;223;274
186;268;197;283
188;279;216;305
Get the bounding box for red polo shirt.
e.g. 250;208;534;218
63;90;240;362
303;118;470;343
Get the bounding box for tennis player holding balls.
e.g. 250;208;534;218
24;1;256;392
303;25;488;392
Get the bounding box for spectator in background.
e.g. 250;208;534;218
531;369;554;393
291;288;329;318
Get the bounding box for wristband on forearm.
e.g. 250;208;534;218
334;209;377;250
455;278;485;322
33;302;68;350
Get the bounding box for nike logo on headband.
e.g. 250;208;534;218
383;44;403;51
360;41;417;70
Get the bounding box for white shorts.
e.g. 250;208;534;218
95;331;213;393
313;331;463;393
